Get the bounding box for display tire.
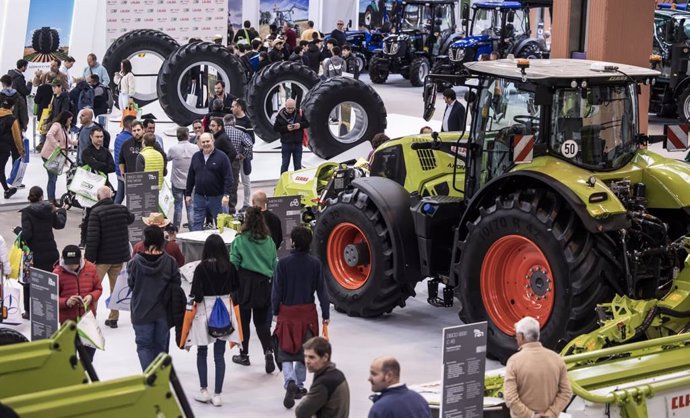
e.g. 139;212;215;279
102;29;179;109
456;189;618;363
516;43;542;59
409;57;430;87
368;56;389;84
676;85;690;123
302;77;386;159
0;328;28;346
314;187;413;317
246;61;320;143
32;27;59;54
158;42;248;126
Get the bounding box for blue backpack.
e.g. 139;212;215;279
207;296;233;338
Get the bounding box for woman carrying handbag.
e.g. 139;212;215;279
42;111;76;205
188;234;238;407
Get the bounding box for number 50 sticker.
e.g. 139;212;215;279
561;140;579;158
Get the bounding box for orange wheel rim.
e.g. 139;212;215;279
327;223;372;290
480;235;554;335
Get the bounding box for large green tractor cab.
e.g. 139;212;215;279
290;58;690;362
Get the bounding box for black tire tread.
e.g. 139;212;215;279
32;27;59;54
368;56;389;84
0;328;29;346
409;57;428;87
245;61;320;143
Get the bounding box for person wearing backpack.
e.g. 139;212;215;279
321;46;345;79
87;75;111;117
189;234;238;407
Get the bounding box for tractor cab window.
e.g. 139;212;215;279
474;78;541;183
551;85;638;170
401;5;423;31
507;9;528;37
432;5;455;33
472;8;500;36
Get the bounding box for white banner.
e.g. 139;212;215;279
105;0;229;46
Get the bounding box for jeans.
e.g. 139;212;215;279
282;361;306;389
172;186;193;230
240;170;251;208
115;178;125;204
192;194;222;231
42;158;57;201
229;160;240;214
133;317;170;371
239;305;272;355
280;142;303;173
197;340;226;394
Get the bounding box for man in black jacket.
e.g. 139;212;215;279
6;59;31;132
50;79;71;122
329;20;347;46
273;99;309;174
85;186;135;328
210;117;238;161
441;88;466;132
305;35;324;73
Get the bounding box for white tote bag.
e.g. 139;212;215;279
158;180;175;220
2;279;22;324
186;82;198;107
68;166;107;203
106;265;131;311
77;309;106;350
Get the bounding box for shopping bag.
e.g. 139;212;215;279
158;180;174;220
8;235;25;280
43;148;66;175
106;265;131;311
77;308;106;350
229;298;243;347
38;105;52;135
121;104;140;127
68;165;107;203
7;139;30;188
186;83;198;107
179;303;198;349
2;279;22;324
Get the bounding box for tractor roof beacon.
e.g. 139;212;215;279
304;58;690;363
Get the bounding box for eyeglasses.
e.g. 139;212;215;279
337;23;344;26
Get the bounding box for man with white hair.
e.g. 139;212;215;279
503;316;572;418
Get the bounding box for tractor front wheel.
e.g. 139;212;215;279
314;187;413;317
456;189;617;362
368;56;389;84
676;85;690;123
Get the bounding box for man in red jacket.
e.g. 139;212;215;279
55;245;102;361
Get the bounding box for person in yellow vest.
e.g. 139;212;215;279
136;132;166;188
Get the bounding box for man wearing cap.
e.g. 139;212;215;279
85;186;135;328
131;213;185;267
54;245;102;361
269;39;286;63
185;133;233;231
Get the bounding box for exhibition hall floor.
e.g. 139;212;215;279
0;73;684;416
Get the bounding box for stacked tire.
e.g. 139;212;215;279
102;29;179;109
32;27;59;54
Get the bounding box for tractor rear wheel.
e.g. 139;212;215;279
456;189;618;362
676;85;690;123
409;57;430;87
368;56;389;84
314;187;414;317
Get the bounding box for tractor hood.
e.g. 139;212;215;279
514;151;690;220
451;35;490;49
274;162;339;206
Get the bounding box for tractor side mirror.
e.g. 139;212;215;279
507;10;515;23
663;124;690;152
664;19;675;43
348;19;353;30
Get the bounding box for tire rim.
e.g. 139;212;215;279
328;101;369;144
176;61;232;115
127;49;166;103
684;95;690;121
365;11;372;26
356;55;366;73
480;235;554;335
418;61;428;81
327;223;372;290
264;80;310;128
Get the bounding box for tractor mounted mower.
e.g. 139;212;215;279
275;58;690;362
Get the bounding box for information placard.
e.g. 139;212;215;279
126;171;159;244
30;268;59;341
441;322;488;418
267;195;303;257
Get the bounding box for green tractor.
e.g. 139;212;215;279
275;58;690;361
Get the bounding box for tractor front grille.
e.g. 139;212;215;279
417;148;437;171
384;41;400;56
448;47;466;62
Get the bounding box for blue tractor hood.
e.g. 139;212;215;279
451;34;491;48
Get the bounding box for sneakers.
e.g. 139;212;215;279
265;350;276;374
3;187;17;199
211;394;222;407
294;388;308;400
194;389;211;403
232;354;250;366
104;319;118;328
283;381;298;409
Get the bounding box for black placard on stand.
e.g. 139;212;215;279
267;195;302;258
30;268;59;341
441;322;488;418
126;171;160;244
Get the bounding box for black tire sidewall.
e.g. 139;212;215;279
676;86;690;123
368;57;388;83
410;58;429;87
458;207;571;361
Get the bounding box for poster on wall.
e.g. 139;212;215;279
23;0;76;82
259;0;310;39
358;0;397;29
106;0;228;46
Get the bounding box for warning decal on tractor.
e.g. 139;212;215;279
561;139;579;158
512;134;534;164
664;124;690;151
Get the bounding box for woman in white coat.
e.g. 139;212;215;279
113;59;135;110
189;234;238;407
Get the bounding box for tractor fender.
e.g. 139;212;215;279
513;38;543;56
350;177;421;284
673;76;690;98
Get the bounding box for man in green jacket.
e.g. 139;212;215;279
295;337;350;418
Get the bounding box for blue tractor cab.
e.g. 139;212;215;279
431;0;551;80
657;3;689;10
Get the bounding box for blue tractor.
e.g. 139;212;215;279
432;1;551;78
368;0;463;87
324;25;387;72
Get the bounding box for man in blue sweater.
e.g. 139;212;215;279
184;133;233;231
368;357;431;418
113;115;135;204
